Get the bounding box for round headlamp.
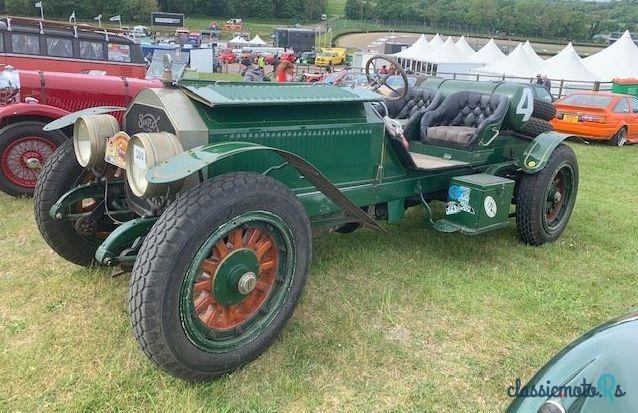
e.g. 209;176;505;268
126;132;183;198
0;66;20;104
73;114;119;168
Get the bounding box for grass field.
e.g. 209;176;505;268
0;142;637;411
182;16;304;41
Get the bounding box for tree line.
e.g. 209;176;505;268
3;0;636;41
2;0;327;22
345;0;638;41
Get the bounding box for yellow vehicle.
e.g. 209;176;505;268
314;48;347;66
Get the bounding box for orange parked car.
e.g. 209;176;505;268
551;92;638;146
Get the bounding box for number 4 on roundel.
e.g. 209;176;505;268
516;88;534;122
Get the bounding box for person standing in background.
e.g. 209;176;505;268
541;74;552;91
276;61;295;82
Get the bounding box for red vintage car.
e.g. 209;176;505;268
0;16;147;78
0;67;160;197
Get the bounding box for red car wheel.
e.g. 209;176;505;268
0;121;67;197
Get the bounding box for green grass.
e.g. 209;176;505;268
0;142;637;411
181;16;303;41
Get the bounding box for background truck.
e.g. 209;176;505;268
272;28;316;53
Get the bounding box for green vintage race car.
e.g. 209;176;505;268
34;56;578;381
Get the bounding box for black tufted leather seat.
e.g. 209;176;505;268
420;91;509;148
379;88;444;140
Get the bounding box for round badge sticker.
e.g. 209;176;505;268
484;196;497;218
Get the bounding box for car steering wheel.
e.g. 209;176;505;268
364;55;409;99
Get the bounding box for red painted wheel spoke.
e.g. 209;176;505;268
255;279;269;292
194;279;211;293
255;239;273;260
194;291;212;313
201;259;218;275
201;305;216;326
260;259;276;272
216;240;229;260
231;228;244;249
247;228;262;248
240;295;258;313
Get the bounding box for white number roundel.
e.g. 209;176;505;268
516;88;534;122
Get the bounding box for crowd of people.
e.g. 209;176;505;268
238;52;297;83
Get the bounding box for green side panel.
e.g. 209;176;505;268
440;173;515;235
95;217;158;265
178;81;384;106
194;102;388;197
519;132;569;173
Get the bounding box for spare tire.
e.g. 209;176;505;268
521;117;554;137
532;100;557;121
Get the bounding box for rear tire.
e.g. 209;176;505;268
609;127;627;147
129;172;312;381
0;121;67;197
515;144;578;245
520;117;554;138
532;100;557;121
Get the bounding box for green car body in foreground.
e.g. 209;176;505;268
34;60;580;381
507;312;638;413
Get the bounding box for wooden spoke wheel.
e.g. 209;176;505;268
129;173;312;381
515;144;578;245
180;213;294;350
544;166;573;227
192;225;279;331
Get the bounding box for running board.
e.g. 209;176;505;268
409;152;468;170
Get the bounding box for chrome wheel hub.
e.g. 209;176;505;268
237;271;257;294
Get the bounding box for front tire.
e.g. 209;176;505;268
515;144;578;245
33;139;104;267
129;172;312;381
0;121;67;197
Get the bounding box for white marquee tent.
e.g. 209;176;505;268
229;36;248;46
455;35;475;56
583;30;638;81
394;34;481;75
545;42;578;62
394;34;431;60
532;43;600;82
470;43;541;77
428;33;445;51
523;41;544;65
470;38;506;64
249;35;267;46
